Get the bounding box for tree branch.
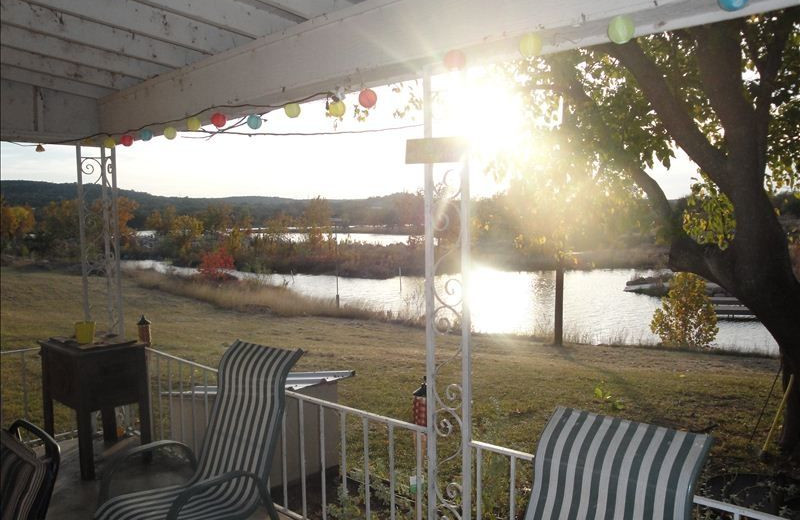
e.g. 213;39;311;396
599;41;729;188
747;8;800;169
549;58;674;226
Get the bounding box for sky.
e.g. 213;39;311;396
0;83;698;201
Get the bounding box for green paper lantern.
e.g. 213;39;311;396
247;114;263;130
519;33;542;58
328;100;346;118
103;136;116;149
284;103;301;118
608;15;635;44
187;117;202;131
163;126;177;140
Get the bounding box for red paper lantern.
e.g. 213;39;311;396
443;49;466;71
210;112;227;128
120;134;134;147
412;378;427;427
358;88;377;109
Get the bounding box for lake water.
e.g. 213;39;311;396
124;260;779;357
138;230;412;246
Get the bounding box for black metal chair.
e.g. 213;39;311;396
95;340;302;520
1;419;61;520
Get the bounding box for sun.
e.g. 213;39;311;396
435;67;529;159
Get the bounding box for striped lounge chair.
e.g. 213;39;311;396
524;406;713;520
1;419;61;520
95;340;303;520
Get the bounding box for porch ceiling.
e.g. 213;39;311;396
0;0;794;144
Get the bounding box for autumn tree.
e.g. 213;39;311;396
168;214;204;256
651;272;718;349
0;199;35;251
304;196;331;249
510;9;800;457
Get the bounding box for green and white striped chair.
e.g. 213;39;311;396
524;406;713;520
95;340;303;520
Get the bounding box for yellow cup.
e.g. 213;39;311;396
74;321;96;344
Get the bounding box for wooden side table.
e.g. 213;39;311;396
39;338;152;480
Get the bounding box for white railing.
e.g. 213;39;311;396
0;346;789;520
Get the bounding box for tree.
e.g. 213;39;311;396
509;10;800;458
304;196;331;249
0;200;35;251
650;273;718;349
168;214;204;255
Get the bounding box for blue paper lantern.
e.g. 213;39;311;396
718;0;749;11
247;114;263;130
139;129;153;141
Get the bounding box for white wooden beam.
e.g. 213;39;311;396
253;0;357;21
1;0;204;68
0;25;170;80
99;0;794;137
22;0;253;54
1;78;100;142
134;0;295;38
0;64;113;98
1;47;140;90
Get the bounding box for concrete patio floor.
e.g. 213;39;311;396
47;434;289;519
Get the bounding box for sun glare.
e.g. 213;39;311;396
436;68;529;160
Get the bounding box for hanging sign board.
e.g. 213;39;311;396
405;137;469;164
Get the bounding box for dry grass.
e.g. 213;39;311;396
126;268;382;321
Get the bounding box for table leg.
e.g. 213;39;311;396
101;407;118;443
76;407;95;480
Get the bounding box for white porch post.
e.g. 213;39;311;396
417;66;473;520
75;144;125;338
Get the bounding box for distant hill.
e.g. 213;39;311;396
0;180;416;228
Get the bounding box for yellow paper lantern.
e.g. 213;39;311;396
103;136;116;149
328;100;346;118
519;33;542;58
163;126;177;140
284;103;301;118
186;116;202;131
608;15;635;44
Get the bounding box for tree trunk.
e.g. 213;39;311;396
668;186;800;460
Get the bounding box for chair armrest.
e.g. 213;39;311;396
98;440;197;506
166;470;270;520
8;419;61;470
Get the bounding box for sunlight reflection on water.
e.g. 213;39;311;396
125;260;778;356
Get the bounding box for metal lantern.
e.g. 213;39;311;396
137;315;152;345
412;377;427;427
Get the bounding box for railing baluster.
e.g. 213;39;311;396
21;350;29;421
299;399;307;519
509;455;516;520
167;358;172;439
203;371;209;425
363;417;371;520
147;352;155;442
476;446;483;520
282;408;288;508
178;363;184;443
190;368;196;452
157;353;163;439
340;411;347;497
319;405;327;520
415;431;422;520
388;424;395;520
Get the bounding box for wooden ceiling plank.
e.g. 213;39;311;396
0;24;170;80
134;0;296;39
1;0;205;68
22;0;253;54
1;47;140;90
0;64;113;98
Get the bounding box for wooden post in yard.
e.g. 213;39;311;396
554;262;564;346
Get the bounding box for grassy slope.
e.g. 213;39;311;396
0;266;783;479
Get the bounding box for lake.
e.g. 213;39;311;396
124;260;779;356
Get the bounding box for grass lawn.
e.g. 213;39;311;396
0;265;784;484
